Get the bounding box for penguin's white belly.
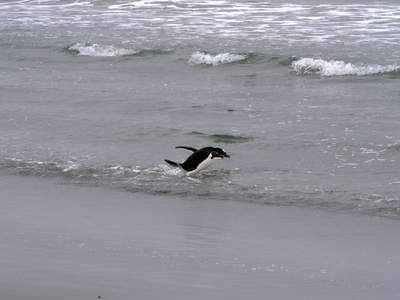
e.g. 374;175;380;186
185;153;219;176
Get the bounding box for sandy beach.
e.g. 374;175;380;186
1;174;399;299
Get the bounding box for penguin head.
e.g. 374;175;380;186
211;147;230;159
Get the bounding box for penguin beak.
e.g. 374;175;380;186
224;153;230;158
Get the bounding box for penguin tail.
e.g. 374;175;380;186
164;159;180;167
165;159;187;175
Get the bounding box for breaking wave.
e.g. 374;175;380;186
1;157;399;219
292;58;400;76
65;43;173;57
66;43;139;57
188;52;248;66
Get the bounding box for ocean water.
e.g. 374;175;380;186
1;0;400;218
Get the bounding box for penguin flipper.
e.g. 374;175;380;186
175;146;198;153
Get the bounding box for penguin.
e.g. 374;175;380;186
165;146;230;176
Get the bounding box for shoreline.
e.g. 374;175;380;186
1;174;399;299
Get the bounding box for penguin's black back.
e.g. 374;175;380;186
181;148;211;172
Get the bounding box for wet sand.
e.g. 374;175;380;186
1;174;399;299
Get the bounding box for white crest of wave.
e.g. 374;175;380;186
188;52;247;66
292;58;400;76
69;43;137;57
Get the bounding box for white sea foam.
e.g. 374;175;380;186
68;43;137;57
2;1;400;58
63;163;81;173
188;52;247;66
292;58;400;76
